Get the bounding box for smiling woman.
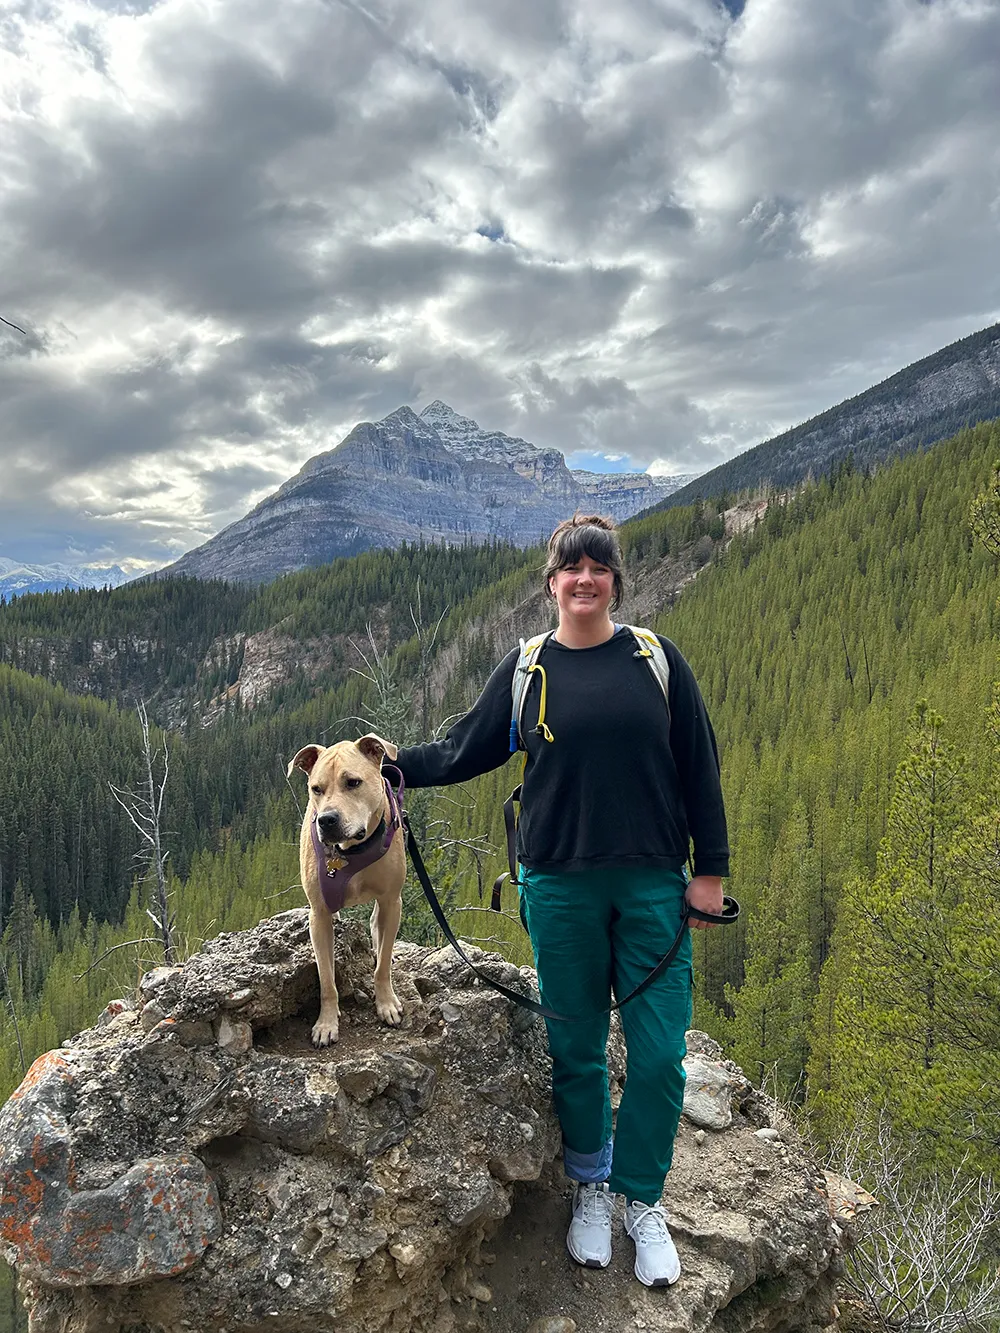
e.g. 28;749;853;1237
392;510;730;1288
542;515;623;648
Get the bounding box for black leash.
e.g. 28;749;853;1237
402;812;739;1024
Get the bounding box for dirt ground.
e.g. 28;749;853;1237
463;1104;826;1333
477;1175;674;1333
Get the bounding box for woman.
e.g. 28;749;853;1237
394;513;729;1287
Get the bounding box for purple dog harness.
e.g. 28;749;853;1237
311;764;405;913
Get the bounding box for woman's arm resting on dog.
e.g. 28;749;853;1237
396;649;518;788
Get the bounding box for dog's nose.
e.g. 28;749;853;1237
317;812;341;839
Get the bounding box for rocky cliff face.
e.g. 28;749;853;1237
573;468;696;523
161;403;688;585
0;911;845;1333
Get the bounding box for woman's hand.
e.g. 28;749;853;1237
685;875;724;928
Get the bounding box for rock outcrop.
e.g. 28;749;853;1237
0;911;844;1333
159;403;688;585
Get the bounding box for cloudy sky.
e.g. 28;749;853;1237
2;0;999;569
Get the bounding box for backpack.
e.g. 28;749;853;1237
508;625;671;753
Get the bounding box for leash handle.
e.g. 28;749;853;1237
503;784;520;882
687;898;740;926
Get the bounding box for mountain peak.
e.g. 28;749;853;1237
369;405;450;451
416;400;553;470
379;405;423;428
420;399;458;419
419;400;483;436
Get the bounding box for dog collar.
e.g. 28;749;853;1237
332;816;387;863
311;766;405;913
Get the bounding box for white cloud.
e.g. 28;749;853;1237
1;0;998;563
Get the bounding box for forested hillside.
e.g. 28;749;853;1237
0;423;997;1328
0;543;534;713
0;577;253;703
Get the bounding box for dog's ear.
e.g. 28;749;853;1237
356;733;398;765
287;744;324;778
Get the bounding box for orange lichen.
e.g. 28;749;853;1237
8;1052;70;1104
29;1132;60;1175
0;1211;51;1265
72;1221;116;1256
15;1167;47;1211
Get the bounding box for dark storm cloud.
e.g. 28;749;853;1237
449;257;642;356
6;64;335;321
1;0;998;561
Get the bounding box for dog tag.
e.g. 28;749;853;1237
326;854;348;873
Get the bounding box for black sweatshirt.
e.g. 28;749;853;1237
396;628;730;877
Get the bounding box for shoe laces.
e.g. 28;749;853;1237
628;1201;670;1246
577;1184;610;1225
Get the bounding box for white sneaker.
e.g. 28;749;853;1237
624;1200;681;1287
566;1182;613;1268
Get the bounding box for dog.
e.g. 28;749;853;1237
287;733;403;1047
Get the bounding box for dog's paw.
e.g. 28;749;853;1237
376;991;403;1027
311;1016;340;1047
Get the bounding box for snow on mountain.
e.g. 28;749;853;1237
0;559;132;598
419;400;558;469
417;401;689;513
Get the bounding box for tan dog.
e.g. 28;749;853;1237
287;733;403;1046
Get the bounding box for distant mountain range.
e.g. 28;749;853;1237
160;401;695;585
14;321;1000;594
655;321;1000;511
0;558;130;599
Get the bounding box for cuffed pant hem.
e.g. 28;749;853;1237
563;1138;614;1183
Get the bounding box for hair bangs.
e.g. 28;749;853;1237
552;523;619;571
543;513;625;611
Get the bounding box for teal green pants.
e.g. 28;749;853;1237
519;865;692;1207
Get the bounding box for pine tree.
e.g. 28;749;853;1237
819;702;1000;1170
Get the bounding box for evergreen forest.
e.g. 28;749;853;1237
0;420;998;1329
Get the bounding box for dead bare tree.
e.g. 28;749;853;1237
346;626;418;749
409;577;449;736
328;612;505;948
109;700;175;964
835;1108;1000;1333
0;958;25;1076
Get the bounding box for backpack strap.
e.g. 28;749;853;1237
626;626;671;727
509;631;553;753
